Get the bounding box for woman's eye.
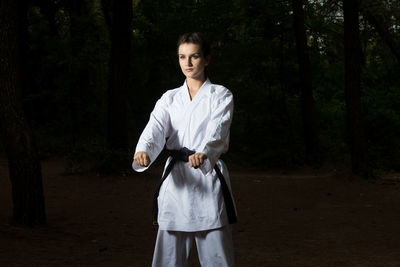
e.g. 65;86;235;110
179;55;185;59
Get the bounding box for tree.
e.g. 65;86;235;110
106;0;133;151
343;0;370;177
0;0;46;226
360;0;400;63
65;0;92;143
292;0;319;164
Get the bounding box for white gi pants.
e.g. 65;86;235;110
151;226;234;267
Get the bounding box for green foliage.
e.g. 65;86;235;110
363;63;400;170
25;2;110;155
18;0;400;171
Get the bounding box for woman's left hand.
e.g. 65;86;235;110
188;153;207;168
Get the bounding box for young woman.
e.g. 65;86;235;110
132;32;236;267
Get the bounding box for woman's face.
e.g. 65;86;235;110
178;43;210;80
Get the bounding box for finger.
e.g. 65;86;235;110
141;154;147;167
134;155;139;165
192;157;199;168
189;157;194;168
143;155;150;166
194;156;200;167
139;153;144;167
134;153;143;165
199;156;204;165
190;156;196;168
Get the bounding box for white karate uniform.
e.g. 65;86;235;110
152;226;234;267
132;78;235;266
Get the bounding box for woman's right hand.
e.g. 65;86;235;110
134;151;150;167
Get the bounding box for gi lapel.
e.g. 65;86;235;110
177;79;211;144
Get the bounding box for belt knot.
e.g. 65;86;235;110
168;147;195;162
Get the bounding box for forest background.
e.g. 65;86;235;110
6;0;398;170
1;0;400;227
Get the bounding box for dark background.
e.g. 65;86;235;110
3;0;400;172
1;0;400;219
2;1;400;265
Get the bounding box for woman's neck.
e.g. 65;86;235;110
186;76;207;100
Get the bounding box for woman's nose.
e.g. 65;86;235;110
186;58;192;66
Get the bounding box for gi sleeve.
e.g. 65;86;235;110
198;87;234;175
132;94;170;172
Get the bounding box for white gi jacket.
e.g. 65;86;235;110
132;78;235;232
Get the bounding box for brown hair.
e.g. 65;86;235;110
177;32;211;58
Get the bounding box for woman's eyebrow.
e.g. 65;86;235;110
178;52;201;56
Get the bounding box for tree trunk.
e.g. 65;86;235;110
101;0;112;28
66;0;91;143
106;0;133;150
0;0;46;226
292;0;319;164
343;0;370;178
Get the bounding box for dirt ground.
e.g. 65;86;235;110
1;157;400;267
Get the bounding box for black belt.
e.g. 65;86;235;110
152;147;237;225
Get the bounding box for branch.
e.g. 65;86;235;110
360;0;400;63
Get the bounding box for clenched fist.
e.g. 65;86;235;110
134;151;150;167
188;153;207;169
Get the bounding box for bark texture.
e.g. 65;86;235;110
106;0;133;150
343;0;370;177
292;0;319;164
0;0;46;226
